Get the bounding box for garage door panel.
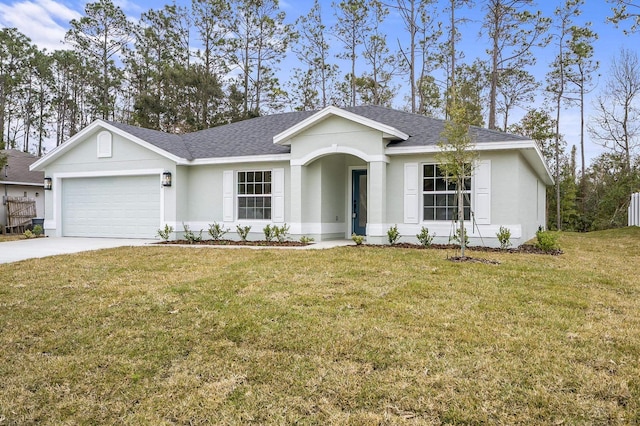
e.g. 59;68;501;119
62;175;160;238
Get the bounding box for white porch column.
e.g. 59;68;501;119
367;161;387;243
290;164;303;235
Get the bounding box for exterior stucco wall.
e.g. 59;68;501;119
517;153;547;243
182;161;290;239
288;116;386;162
383;151;545;247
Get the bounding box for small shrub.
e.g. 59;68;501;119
536;230;559;252
300;235;314;244
208;222;229;241
263;224;275;242
157;224;174;241
497;226;512;249
183;223;202;244
23;229;35;239
387;224;401;245
416;226;434;246
236;224;251;242
32;225;43;237
274;223;290;242
450;227;469;247
352;233;364;245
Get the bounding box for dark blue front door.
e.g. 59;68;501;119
352;170;367;236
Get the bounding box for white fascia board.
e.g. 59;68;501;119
1;181;44;187
385;139;538;155
30;119;185;171
188;154;291;166
273;106;409;145
386;139;554;185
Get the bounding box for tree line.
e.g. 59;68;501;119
0;0;639;231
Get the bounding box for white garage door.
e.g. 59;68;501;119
62;175;161;238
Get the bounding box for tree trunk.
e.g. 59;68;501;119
458;176;465;257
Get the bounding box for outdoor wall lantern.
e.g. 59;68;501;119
44;177;52;190
162;171;172;187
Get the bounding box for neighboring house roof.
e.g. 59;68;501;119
1;149;44;186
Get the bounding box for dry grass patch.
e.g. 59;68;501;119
0;234;25;242
1;228;639;424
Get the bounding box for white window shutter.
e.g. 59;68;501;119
223;170;234;222
474;160;491;225
404;163;419;224
272;168;285;223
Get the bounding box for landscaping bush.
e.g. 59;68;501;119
416;226;434;246
236;225;251;242
157;224;173;241
536;230;560;252
208;222;229;241
497;226;512;249
387;224;401;245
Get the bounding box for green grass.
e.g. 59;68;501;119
1;228;640;424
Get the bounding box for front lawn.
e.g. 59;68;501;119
1;228;639;424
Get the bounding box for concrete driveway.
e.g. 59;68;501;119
0;237;154;264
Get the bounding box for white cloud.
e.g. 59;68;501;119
0;0;81;51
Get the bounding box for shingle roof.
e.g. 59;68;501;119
183;110;316;158
106;121;194;160
0;149;44;185
107;105;529;160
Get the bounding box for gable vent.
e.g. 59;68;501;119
97;131;113;158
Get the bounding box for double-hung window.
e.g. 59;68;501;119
423;164;471;221
237;171;272;220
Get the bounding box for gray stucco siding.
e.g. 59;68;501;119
289;116;387;161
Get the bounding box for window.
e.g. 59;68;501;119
423;164;471;221
237;170;272;220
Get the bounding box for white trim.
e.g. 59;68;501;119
0;181;44;187
371;223;522;239
274;106;409;145
385;140;538;155
53;169;165;179
292;145;388;166
189;154;291;165
30;120;184;171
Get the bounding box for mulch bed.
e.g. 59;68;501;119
157;239;309;247
357;242;563;256
447;256;502;265
156;240;563;258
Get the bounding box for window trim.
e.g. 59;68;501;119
421;163;472;222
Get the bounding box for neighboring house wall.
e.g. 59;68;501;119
630;192;640;226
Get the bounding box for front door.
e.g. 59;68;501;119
352;170;367;236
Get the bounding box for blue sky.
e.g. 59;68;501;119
0;0;637;164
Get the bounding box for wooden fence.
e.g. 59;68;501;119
630;192;640;227
5;196;36;233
